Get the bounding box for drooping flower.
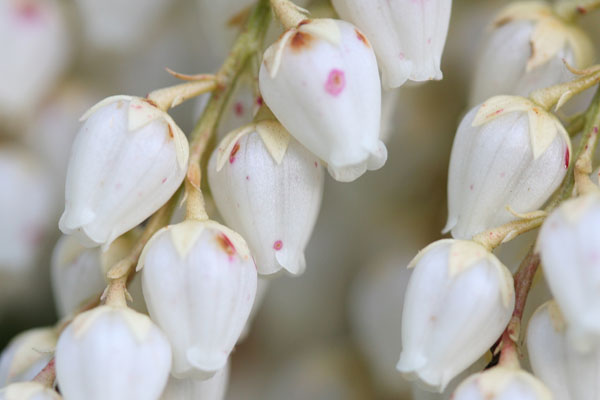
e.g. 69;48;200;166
537;194;600;352
59;95;189;248
207;121;324;275
331;0;452;88
259;18;386;182
469;1;595;110
161;364;229;400
445;95;570;239
138;220;256;379
0;382;61;400
55;305;172;400
397;240;515;392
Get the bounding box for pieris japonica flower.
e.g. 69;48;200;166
397;240;515;392
470;1;594;107
527;300;600;400
331;0;451;88
451;367;552;400
50;234;133;317
445;95;571;239
138;220;257;379
74;0;172;52
161;365;229;400
0;147;56;272
207;121;324;275
0;327;56;386
537;193;600;352
0;0;70;121
259;18;386;182
59;95;189;248
0;382;61;400
56;305;172;400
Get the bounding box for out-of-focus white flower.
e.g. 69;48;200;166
55;305;172;400
161;364;229;400
397;239;515;392
207;121;324;275
451;366;552;400
59;95;189;249
527;300;600;400
470;2;595;108
138;220;256;379
0;147;56;272
25;82;98;190
445;96;570;239
0;327;57;386
50;234;134;317
259;18;386;182
331;0;451;88
0;382;61;400
74;0;172;52
537;194;600;352
0;0;70;122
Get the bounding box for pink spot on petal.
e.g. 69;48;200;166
256;96;263;106
217;233;236;259
273;240;283;251
246;175;250;180
314;161;318;168
565;148;570;169
161;177;167;183
469;184;474;190
230;142;240;164
234;101;244;117
325;69;346;96
398;52;405;60
15;2;41;22
427;37;432;44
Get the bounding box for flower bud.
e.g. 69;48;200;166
0;382;61;400
161;364;229;400
537;194;600;352
59;95;189;248
397;239;515;392
527;300;600;400
470;2;594;108
207;121;324;275
50;234;133;317
0;147;57;272
0;0;70;121
331;0;451;88
445;96;570;239
259;18;386;182
0;328;57;386
138;220;257;379
451;367;552;400
55;305;172;400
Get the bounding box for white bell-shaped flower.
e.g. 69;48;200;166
0;382;61;400
451;367;552;400
527;300;600;400
138;220;257;379
470;2;594;107
397;239;515;392
0;327;57;386
0;0;70;121
55;305;172;400
161;364;229;400
50;234;134;317
74;0;172;52
0;147;56;272
259;18;386;182
445;95;571;239
59;95;189;248
207;121;324;275
537;193;600;352
331;0;451;88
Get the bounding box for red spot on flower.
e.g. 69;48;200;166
594;126;599;134
161;177;167;183
256;96;263;106
355;29;369;47
217;233;236;257
325;69;346;96
234;101;244;117
168;125;174;138
290;31;312;50
577;6;587;14
132;104;143;110
565;148;570;169
15;2;41;22
469;184;474;190
246;175;250;180
229;142;240;164
314;161;318;168
273;240;283;251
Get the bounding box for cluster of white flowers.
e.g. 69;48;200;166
2;0;600;399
